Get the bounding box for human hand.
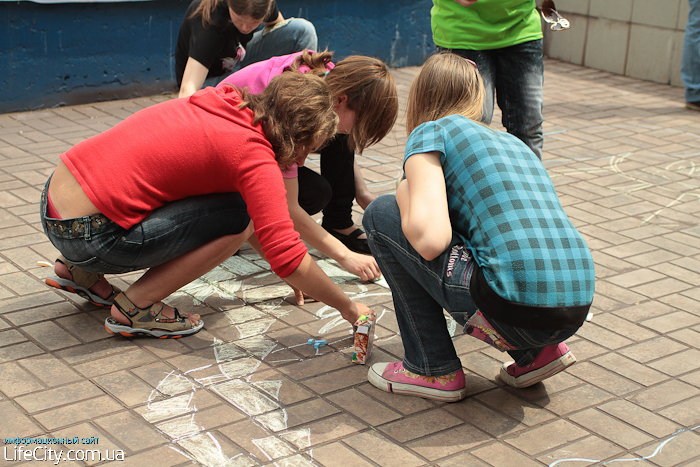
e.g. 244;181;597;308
340;301;374;325
338;251;382;282
285;280;317;305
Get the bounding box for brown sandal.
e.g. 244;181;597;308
105;292;203;338
45;256;121;307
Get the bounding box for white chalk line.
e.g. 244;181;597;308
548;424;700;467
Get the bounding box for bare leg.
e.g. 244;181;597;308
110;222;254;325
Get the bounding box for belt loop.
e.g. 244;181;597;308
83;216;92;240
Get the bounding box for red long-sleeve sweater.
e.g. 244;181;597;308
61;86;307;278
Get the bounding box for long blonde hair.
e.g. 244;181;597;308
239;72;339;170
406;52;484;135
191;0;270;29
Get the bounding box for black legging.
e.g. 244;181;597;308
297;134;356;230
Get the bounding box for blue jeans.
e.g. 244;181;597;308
682;0;700;103
363;195;577;375
439;40;544;160
240;18;317;68
40;178;251;274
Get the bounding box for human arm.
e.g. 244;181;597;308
179;57;210;98
284;177;381;281
396;151;452;261
285;253;372;324
353;159;377;210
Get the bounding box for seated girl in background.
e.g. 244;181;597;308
176;0;317;98
42;72;374;338
218;50;398;300
363;53;595;401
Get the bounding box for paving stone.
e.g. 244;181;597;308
311;442;376;467
34;395;122;430
343;431;425;467
94;411;167;452
504;419;589;456
568;361;643;395
592;353;669;386
325;388;402;427
18;353;83;387
633;430;700;467
0;399;44;436
3;60;700;466
626;380;700;411
93;370;159;408
568;408;654;450
21;320;81;350
0;362;45;397
536;435;625;467
470;441;544;467
617;336;689;363
377;409;464;444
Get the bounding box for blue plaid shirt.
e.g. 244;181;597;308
405;115;594;307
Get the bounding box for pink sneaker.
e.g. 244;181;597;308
500;343;576;388
367;362;467;402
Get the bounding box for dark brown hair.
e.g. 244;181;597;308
406;52;484;135
191;0;270;29
325;56;398;153
239;72;339;169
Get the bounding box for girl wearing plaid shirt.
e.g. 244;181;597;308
363;53;595;401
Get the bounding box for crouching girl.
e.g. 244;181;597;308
363;53;594;401
42;72;373;338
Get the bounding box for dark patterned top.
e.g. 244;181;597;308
405;115;594;307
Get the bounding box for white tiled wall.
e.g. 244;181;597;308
544;0;688;87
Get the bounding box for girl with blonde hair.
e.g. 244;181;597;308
363;53;595;400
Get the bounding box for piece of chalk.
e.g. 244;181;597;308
313;343;320;349
316;340;327;346
586;312;593;322
307;339;315;345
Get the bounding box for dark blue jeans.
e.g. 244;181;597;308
439;40;544;160
40;177;251;274
363;195;577;376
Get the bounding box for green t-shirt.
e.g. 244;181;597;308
431;0;543;50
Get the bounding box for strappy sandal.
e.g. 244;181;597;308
105;292;204;338
45;256;121;307
324;227;372;255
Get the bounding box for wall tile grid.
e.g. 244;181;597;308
545;0;689;86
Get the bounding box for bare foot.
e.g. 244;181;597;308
55;260;113;299
110;301;200;326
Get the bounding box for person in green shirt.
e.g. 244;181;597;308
431;0;544;159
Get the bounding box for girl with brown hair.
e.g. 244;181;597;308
41;72;374;338
217;50;399;299
175;0;317;98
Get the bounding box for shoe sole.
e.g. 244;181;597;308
46;276;113;308
499;351;576;388
367;366;467;402
104;317;204;339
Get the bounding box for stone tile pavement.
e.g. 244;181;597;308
1;59;700;466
